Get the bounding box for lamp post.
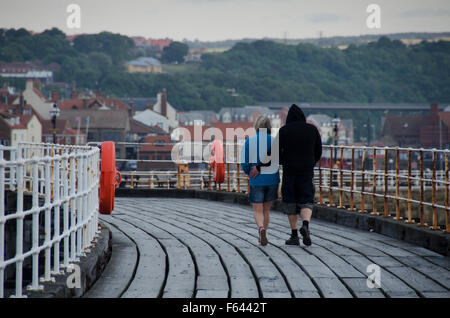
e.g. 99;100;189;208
50;102;60;144
363;117;375;146
332;114;340;163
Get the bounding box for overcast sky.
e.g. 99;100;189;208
1;0;450;41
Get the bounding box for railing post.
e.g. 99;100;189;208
349;147;355;211
319;158;323;205
177;164;181;189
0;148;4;298
237;163;240;193
419;149;425;226
14;148;24;297
43;159;51;281
407;149;413;223
372;147;377;215
431;150;438;230
338;147;344;209
360;147;366;213
395;147;400;220
28;156;43;291
445;151;449;233
53;159;62;274
226;163;230;192
329;146;334;207
383;148;389;218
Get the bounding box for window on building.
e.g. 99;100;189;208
103;131;121;141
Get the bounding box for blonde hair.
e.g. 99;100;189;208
254;115;271;135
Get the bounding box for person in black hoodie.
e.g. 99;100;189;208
279;104;322;246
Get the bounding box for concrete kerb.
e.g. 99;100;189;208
25;223;112;298
115;188;449;256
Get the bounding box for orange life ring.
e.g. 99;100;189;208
99;141;121;215
209;139;225;184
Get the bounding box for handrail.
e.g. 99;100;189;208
111;142;449;233
0;142;100;298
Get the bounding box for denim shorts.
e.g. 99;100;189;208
249;185;279;203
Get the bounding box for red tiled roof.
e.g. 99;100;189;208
103;98;130;111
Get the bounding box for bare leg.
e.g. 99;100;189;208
300;208;312;223
299;207;312;246
252;203;264;228
262;201;271;230
288;214;298;230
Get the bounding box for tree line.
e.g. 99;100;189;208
1;28;449;113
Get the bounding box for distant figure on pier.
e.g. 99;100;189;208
241;115;280;246
278;104;322;246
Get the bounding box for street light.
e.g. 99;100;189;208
332;114;340;163
49;102;60;144
363;117;375;145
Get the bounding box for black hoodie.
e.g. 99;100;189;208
279;104;322;176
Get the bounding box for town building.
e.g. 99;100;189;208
306;114;351;144
22;79;55;120
0;62;55;83
138;134;174;170
178;110;217;126
381;104;449;148
217;106;281;136
59;109;131;158
125;57;162;73
133;90;178;132
0;99;42;147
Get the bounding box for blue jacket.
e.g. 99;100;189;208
240;132;280;186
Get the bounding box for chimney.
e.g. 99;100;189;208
18;93;24;114
161;88;167;117
51;90;59;103
25;79;34;91
129;100;135;117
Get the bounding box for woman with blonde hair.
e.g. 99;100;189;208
240;115;280;246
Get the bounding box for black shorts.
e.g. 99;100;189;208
281;174;315;215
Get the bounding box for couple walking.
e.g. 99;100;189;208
241;104;322;246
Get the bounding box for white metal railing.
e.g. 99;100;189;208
0;142;100;298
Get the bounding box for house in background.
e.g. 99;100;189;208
138;134;174;170
125;57;162;73
40;118;86;145
133;90;178;132
381;104;449;147
22;79;55;120
0;62;55;83
60;109;131;158
217;106;281;136
178;110;217;126
0;99;42;147
306;114;351;145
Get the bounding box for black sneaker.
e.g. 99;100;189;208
299;226;312;246
259;227;268;246
285;236;300;246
